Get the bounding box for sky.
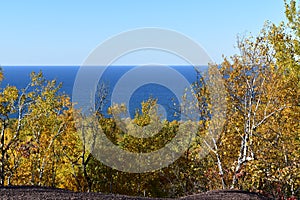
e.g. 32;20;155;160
0;0;287;65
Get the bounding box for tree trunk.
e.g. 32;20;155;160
0;121;7;186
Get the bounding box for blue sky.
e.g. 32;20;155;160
0;0;286;65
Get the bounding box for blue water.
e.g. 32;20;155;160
1;66;199;121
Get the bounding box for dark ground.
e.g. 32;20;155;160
0;186;272;200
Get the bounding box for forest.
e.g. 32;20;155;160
0;0;299;199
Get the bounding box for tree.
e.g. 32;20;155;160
0;68;3;82
209;2;300;197
0;71;81;189
0;71;34;185
0;85;19;185
191;65;227;189
20;72;78;187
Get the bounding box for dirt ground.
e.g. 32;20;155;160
0;186;272;200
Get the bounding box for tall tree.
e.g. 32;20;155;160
212;2;300;197
0;70;35;186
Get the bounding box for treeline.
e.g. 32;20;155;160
0;0;299;199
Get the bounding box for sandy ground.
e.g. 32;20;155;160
0;186;272;200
